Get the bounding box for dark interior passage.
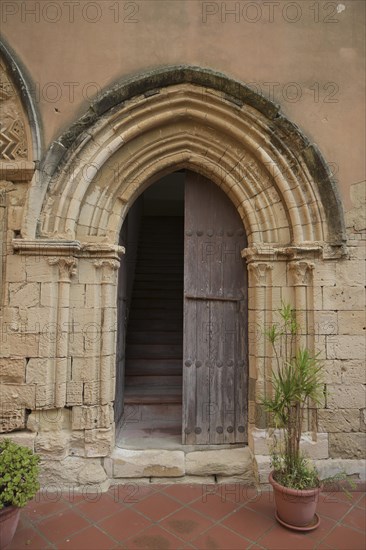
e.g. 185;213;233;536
124;214;184;405
115;172;185;445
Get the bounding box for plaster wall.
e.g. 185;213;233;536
1;0;365;209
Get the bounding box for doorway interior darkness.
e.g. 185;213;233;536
115;171;248;449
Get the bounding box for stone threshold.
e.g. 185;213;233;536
104;446;255;483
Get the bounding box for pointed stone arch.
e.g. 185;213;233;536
22;66;345;252
9;67;349;478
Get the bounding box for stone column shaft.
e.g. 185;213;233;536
48;257;77;407
95;259;120;405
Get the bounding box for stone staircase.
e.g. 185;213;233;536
124;216;184;407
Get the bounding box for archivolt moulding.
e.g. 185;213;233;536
21;66;346;250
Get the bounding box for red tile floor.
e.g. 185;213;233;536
8;484;365;550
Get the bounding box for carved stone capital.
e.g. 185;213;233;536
322;243;348;260
94;259;120;283
288;260;314;286
248;262;273;286
48;257;78;282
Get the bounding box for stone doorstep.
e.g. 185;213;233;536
107;446;254;480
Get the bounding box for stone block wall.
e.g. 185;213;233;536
0;58;365;488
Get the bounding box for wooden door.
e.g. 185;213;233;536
183;172;248;444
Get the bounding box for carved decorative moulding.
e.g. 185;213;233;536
242;243;347;262
12;239;125;259
0;58;34;181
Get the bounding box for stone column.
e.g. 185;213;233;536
0;188;6;308
246;261;273;429
288;259;316;432
48;257;78;408
288;260;314;349
95;259;120;405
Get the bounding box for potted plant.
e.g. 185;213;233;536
0;439;40;548
261;303;326;531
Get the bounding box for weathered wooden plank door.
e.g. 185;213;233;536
183;172;248;444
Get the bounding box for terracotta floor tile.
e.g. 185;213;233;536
341;506;366;532
317;496;353;520
7;525;51;549
190;492;240;521
54;525;119;549
219;484;263;505
23;496;69;521
98;507;151;542
62;492;88;505
222;506;275;542
193;523;252;549
245;492;276;519
321;491;362;505
134;492;183;521
322;524;366;550
306;515;337;542
125;525;187;549
109;483;158;504
36;509;90;543
16;513;32;531
76;492;126;521
162;485;206;504
257;524;316;549
356;493;366;508
12;486;366;550
160;508;213;541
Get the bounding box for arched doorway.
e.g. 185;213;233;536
15;66;346;481
116;170;248;448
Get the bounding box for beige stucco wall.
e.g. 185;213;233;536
2;0;365;208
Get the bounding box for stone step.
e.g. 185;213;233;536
121;404;182;421
125;359;182;376
106;446;253;479
132;290;183;299
132;280;183;290
126;344;182;359
127;331;182;344
130;298;183;310
134;273;183;282
125;375;182;387
127;319;183;332
129;309;183;320
124;385;182;404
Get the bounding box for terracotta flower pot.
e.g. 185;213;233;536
269;471;321;531
0;505;21;549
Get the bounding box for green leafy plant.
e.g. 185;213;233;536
261;302;325;490
0;439;40;509
261;303;355;494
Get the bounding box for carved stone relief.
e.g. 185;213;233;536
0;59;29;160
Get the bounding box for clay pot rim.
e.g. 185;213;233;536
0;504;20;513
269;470;323;496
